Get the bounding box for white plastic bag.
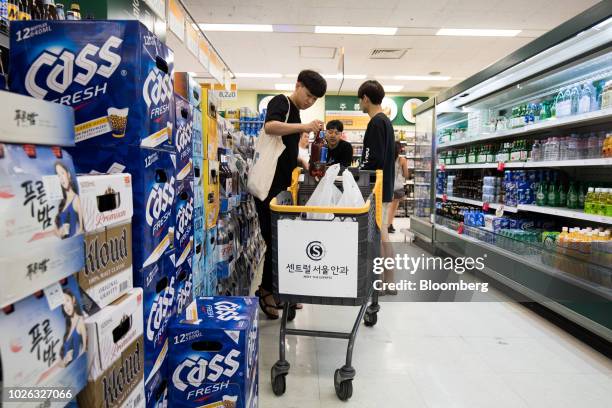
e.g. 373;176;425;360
337;169;366;208
305;164;341;220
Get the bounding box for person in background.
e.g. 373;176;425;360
325;120;353;167
298;131;310;169
388;141;410;233
358;80;397;295
255;70;327;319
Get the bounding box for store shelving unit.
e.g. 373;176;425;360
415;2;612;342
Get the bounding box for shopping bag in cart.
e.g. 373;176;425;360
306;164;341;220
337;169;366;208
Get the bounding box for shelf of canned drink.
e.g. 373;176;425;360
435;218;612;295
436;194;519;213
517;204;612;225
441;158;612;170
437;107;612;150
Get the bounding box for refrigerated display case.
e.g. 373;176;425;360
428;2;612;341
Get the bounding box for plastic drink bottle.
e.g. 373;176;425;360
559;184;567;208
309;130;326;177
567;182;579;209
547;183;558;207
584;187;595;213
536;182;547;206
578;183;586;208
598;188;609;216
607;188;612;217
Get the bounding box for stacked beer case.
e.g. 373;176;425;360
0;91;88;406
9;20;176;407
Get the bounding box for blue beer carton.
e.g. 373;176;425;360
0;276;88;407
192;210;206;296
174;95;194;181
10;20;175;151
172;255;194;317
69;146;176;270
141;251;177;407
174;178;195;268
193;108;203;162
0;143;84;307
168;297;258;408
174;72;202;110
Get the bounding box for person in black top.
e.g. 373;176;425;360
325;120;353;168
358;80;397;295
255;70;327;319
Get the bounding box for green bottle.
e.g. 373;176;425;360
597;188;609;216
559;183;567;208
584;187;595;213
567;182;578;209
578;183;586;209
536;182;547;206
547;183;558;207
607;188;612;217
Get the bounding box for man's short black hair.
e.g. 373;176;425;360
297;70;327;98
326;120;344;132
358;80;385;105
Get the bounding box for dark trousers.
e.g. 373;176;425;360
255;194;274;292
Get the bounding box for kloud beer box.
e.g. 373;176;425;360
0;276;88;408
69;146;176;271
10;20;175;151
174;94;194;182
168;297;259;408
0;143;84;308
174;177;194;269
141;252;177;407
77;173;134;312
78;287;145;408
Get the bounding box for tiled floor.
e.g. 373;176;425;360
257;217;612;407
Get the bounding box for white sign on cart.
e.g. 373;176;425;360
277;219;359;298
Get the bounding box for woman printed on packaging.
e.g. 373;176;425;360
54;161;83;239
60;288;86;367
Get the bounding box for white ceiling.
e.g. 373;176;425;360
183;0;600;93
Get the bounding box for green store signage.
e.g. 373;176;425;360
325;95;427;125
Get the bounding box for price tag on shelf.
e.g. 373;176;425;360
442;194;448;203
439;163;446;172
482;202;490;211
497;161;505;171
457;222;464;235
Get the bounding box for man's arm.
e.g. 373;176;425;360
340;142;354;167
265;120;323;136
361;122;385;170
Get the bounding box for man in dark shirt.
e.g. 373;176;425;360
358;80;397;295
255;70;327;318
325;120;353;168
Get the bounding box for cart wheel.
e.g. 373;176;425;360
334;369;353;401
364;311;377;327
271;373;286;396
286;307;296;322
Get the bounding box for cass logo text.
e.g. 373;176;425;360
146;176;175;232
172;351;241;399
176;197;194;245
143;68;173;117
25;36;123;104
146;276;175;342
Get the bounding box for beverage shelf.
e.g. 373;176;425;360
437;108;612;150
436;194;519;213
441;158;612;170
517;204;612;225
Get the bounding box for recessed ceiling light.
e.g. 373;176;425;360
322;73;367;80
436;28;521;37
235;73;283;78
284;74;298;78
315;26;397;35
275;84;295;91
392;75;451;81
199;23;273;32
383;85;404;92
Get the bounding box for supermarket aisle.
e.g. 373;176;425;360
257;218;612;408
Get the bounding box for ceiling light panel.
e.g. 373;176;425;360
235;73;283;78
393;75;451;81
199;23;273;32
275;84;295;91
383;85;404;92
315;26;397;35
436;28;521;37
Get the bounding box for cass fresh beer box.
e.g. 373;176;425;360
0;143;84;307
172;256;194;317
10;20;175;151
174;94;194;182
77;173;134;310
69;146;176;271
168;297;258;408
78;288;145;408
0;276;88;408
174;72;202;109
174;177;195;269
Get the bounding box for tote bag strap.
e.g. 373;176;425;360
284;95;291;123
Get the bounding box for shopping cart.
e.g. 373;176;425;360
268;168;383;401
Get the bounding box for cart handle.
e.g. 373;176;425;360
270;198;371;214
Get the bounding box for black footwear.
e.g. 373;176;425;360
388;225;396;233
255;287;279;320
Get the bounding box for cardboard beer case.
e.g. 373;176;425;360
69;146;176;271
204;227;218;296
174;177;195;269
0;90;75;146
9;20;175;151
172;256;194;318
78;287;146;408
174;94;194;182
168;297;259;408
192;210;206;296
141;251;177;407
77;173;134;310
0;276;88;408
192;107;204;164
0;143;84;307
201;89;219;161
174;72;202;110
203;159;220;230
